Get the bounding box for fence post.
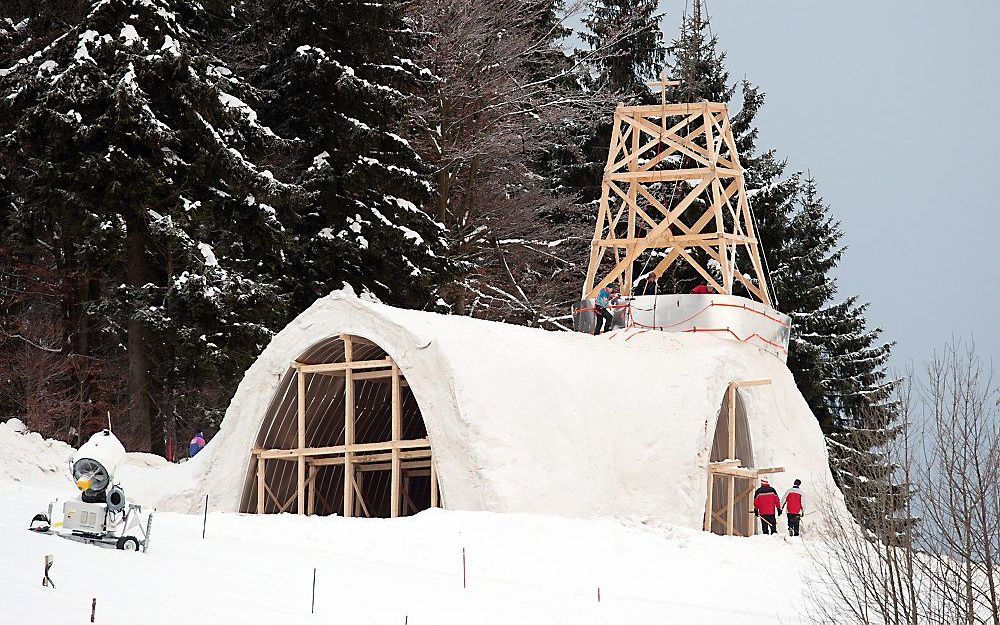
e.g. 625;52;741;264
202;494;209;539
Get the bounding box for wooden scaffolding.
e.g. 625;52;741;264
704;379;784;537
251;334;438;517
582;76;772;305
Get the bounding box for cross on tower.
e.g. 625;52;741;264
646;71;680;112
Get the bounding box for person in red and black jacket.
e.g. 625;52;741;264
781;479;805;536
753;478;782;535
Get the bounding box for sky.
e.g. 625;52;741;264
650;0;1000;371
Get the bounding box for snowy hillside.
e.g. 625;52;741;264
3;422;826;624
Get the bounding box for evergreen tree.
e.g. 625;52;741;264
581;0;665;97
663;3;904;531
661;3;798;297
548;0;667;278
233;0;449;313
0;0;290;451
783;180;899;527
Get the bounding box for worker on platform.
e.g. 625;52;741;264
781;479;805;537
690;282;716;295
753;477;782;535
189;431;207;457
593;283;619;335
637;273;659;296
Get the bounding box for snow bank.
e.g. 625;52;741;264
0;419;194;507
0;419;74;487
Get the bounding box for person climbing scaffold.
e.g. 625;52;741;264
593;283;620;335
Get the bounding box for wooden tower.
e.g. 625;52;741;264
582;75;773;306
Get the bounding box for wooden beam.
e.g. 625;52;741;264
257;438;431;460
256;456;266;514
391;364;402;518
430;459;439;508
711;466;786;479
732;379;772;388
727;474;735;536
709;459;741;468
343;336;355;518
293;358;392;374
355;459;432;473
704;472;714;532
312;369;408;384
340;333;376;347
307;464;316;516
351;470;370;518
728;383;736;460
296;368;306;515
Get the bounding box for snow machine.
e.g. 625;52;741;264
28;429;153;552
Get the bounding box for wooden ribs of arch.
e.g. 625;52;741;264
252;333;439;518
582;100;772;305
703;379;784;537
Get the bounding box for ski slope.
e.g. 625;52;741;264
4;478;825;625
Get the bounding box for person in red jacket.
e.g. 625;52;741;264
781;479;805;536
753;477;782;535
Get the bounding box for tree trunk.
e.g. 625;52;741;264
124;208;152;452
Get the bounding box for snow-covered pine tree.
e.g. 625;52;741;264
661;2;798;297
232;0;449;313
566;0;666;207
0;0;290;452
783;180;902;531
664;5;905;533
775;176;842;429
581;0;665;96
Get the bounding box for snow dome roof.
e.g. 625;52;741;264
163;288;848;531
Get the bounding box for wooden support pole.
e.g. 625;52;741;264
390;363;402;518
343;336;355;518
256;455;265;514
307;464;315;516
430;459;439;508
297;369;306;515
704;472;714;532
727;383;736;460
727;474;735;536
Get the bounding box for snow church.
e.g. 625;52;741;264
181;87;850;537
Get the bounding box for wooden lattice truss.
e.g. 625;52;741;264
252;334;438;517
704;380;784;537
583;94;773;305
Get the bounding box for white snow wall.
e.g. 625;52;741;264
154;288;849;532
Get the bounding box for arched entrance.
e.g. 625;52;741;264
703;379;784;537
240;334;438;517
706;387;754;536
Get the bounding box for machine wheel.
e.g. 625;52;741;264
29;513;51;532
116;536;140;551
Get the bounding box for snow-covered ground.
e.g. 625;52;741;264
3;418;827;625
6;481;823;625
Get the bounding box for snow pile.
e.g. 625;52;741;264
0;419;74;487
0;419;195;508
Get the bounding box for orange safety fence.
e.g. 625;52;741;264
573;299;789;355
573;300;790;331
